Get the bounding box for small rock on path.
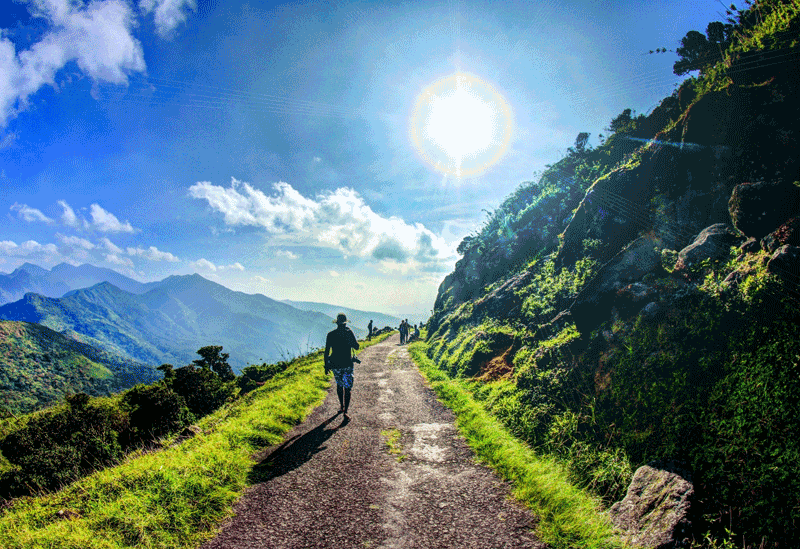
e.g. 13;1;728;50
200;334;546;549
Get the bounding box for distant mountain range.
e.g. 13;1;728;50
0;274;335;372
0;320;160;414
281;300;402;337
0;262;151;305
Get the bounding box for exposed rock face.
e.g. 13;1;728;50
571;233;663;334
767;245;800;284
609;463;694;549
473;269;534;319
728;181;800;239
761;217;800;253
673;224;744;272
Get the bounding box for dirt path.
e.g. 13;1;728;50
200;334;546;549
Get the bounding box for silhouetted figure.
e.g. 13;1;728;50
325;313;359;417
399;319;407;344
367;319;373;341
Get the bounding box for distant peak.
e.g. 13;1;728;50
15;262;48;274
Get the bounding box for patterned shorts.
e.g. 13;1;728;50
332;368;354;389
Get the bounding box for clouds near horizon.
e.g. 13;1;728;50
190;178;455;273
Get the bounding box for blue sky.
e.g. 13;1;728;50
0;0;724;318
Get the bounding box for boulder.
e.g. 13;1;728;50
767;245;800;284
673;224;743;272
728;180;800;239
473;269;534;319
609;463;694;549
761;217;800;254
739;237;760;255
615;282;656;317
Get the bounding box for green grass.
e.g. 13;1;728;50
0;332;393;549
408;341;625;549
380;428;406;462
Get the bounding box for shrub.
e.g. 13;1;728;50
122;383;193;446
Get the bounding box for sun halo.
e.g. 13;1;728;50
409;72;512;179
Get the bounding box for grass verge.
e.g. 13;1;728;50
408;340;625;549
0;332;393;549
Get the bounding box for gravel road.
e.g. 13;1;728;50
200;333;546;549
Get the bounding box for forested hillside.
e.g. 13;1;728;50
0;321;160;414
425;1;800;546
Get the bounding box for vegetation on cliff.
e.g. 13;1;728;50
425;1;800;546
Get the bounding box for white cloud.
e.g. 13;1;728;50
276;250;298;260
0;239;59;256
126;245;179;262
189;258;244;272
58;200;83;228
10;203;53;223
104;253;134;268
139;0;196;37
329;270;340;277
89;203;135;233
0;0;146;127
57;233;95;249
189;178;455;273
100;236;123;254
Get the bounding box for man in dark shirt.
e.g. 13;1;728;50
367;319;373;341
325;313;360;416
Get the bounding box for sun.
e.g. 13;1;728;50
409;72;513;178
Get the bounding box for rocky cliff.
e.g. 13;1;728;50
425;3;800;546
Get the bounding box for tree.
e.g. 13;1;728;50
673;22;733;75
192;345;235;381
606;108;634;134
574;132;590;152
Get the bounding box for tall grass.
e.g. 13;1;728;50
0;332;392;549
408;341;625;549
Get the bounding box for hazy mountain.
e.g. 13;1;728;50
0;262;148;305
0;275;334;372
0;320;161;414
281;300;403;337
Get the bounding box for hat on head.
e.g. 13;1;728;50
334;313;348;324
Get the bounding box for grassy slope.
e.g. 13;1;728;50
0;332;392;549
408;340;624;549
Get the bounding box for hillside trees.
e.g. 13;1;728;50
0;344;239;499
673;22;734;75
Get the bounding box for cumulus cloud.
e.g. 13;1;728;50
55;200;135;232
100;236;123;254
189;258;244;272
57;233;95;249
276;250;298;260
0;0;146;127
126;245;179;262
104;253;134;268
0;239;59;257
10;203;53;223
189;178;455;272
139;0;196;37
89;204;135;233
58;200;83;228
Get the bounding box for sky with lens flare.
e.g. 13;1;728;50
0;0;723;318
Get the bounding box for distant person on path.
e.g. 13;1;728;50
325;313;360;416
367;319;373;341
399;320;407;344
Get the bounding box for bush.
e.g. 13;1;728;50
122;383;193;446
0;394;128;494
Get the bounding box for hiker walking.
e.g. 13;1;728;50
325;313;360;417
399;320;406;344
367;319;373;341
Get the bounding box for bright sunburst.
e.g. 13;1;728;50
409;72;513;178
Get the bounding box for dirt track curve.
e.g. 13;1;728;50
200;334;546;549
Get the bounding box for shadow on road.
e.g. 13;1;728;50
249;412;349;483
